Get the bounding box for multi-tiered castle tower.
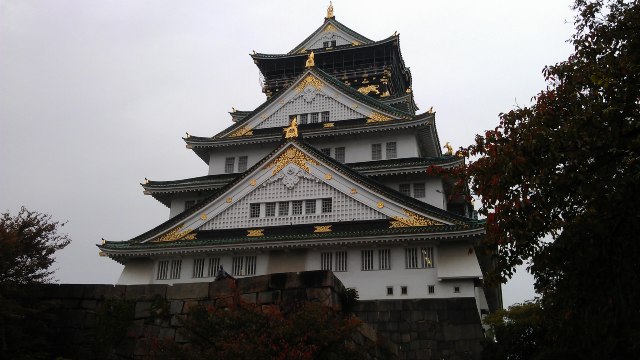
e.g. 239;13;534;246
99;5;501;316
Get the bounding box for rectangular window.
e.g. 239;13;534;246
156;260;169;280
321;198;332;213
321;111;330;122
207;257;220;278
399;184;411;196
299;113;308;124
292;200;303;215
386;142;397;159
413;183;425;198
305;199;316;214
321;252;333;270
372;143;382;160
405;247;435;268
405;248;419;269
238;156;248;172
193;258;205;278
323;41;330;47
386;286;394;296
454;286;461;293
361;250;374;271
185;200;196;210
250;203;260;218
169;259;182;279
335;251;348;272
265;202;276;217
278;202;289;216
401;286;408;295
378;249;391;270
321;148;331;156
310;112;319;123
334;147;345;163
331;40;336;47
428;285;435;294
421;247;435;268
232;255;256;276
224;157;235;174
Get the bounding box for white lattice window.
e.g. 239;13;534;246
224;157;235;173
322;40;336;48
207;257;220;278
413;183;425;198
265;202;276;217
310;112;319;123
321;198;332;213
278;202;289;216
193;258;205;278
156;260;169;280
405;247;434;268
335;147;345;163
299;113;308;124
250;203;260;218
321;252;333;270
372;143;382;160
378;249;391;270
169;259;182;279
238;156;248;172
292;200;303;215
232;255;256;276
361;250;374;271
386;142;397;159
335;251;347;272
305;199;316;214
399;184;411;196
321;111;330;122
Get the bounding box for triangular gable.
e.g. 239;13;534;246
289;18;373;55
141;141;459;244
219;68;407;138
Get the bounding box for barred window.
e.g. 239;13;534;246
250;203;260;218
428;285;435;294
305;199;316;214
207;257;220;277
405;248;419;269
232;255;256;276
405;247;435;268
372;143;382;160
278;202;289;216
193;258;205;278
292;201;303;215
386;142;397;159
321;252;333;270
224;157;235;173
310;112;319;123
265;202;276;217
386;286;394;296
238;156;248;172
321;111;330;122
378;249;391;270
169;259;182;279
321;198;332;213
421;247;434;268
361;250;374;271
401;286;408;295
321;148;331;156
335;147;345;163
413;183;425;198
335;251;348;272
157;260;169;280
299;113;308;124
399;184;411;196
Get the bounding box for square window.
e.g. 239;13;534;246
413;183;425;198
265;202;276;217
386;142;397;159
224;157;235;174
278;202;289;216
250;203;260;218
321;111;330;122
310;112;319;123
305;199;317;214
323;41;330;47
321;148;331;156
372;143;382;160
238;156;248;172
454;286;460;293
334;147;345;163
399;184;411;196
299;113;308;124
401;286;408;295
321;198;332;213
428;285;435;294
292;201;303;215
386;286;394;296
331;40;336;47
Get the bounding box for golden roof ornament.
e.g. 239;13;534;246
443;142;453;156
305;51;315;68
284;117;299;139
326;1;334;18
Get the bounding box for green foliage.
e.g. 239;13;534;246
338;287;360;314
482;302;544;360
455;0;640;358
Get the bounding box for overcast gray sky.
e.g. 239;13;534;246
0;0;575;306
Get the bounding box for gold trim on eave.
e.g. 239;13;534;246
389;209;444;228
265;146;319;175
247;229;264;237
367;112;393;123
152;223;197;242
314;225;332;233
228;126;253;137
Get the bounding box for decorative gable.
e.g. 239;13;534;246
289;19;373;54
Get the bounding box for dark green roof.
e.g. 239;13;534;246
253;35;396;60
288;17;374;55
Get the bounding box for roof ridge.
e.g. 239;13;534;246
288;17;373;55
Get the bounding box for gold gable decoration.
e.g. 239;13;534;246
247;229;264;237
296;75;324;94
389;209;444;228
152;223;197;242
366;112;393;123
264;146;319;175
314;225;332;233
228;126;253;137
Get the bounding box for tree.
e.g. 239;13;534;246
456;0;639;358
481;301;544;360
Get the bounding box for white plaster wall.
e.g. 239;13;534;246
382;177;445;209
208;145;273;175
305;132;419;164
169;194;206;218
436;243;483;279
117;258;154;285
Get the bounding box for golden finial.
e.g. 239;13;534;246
305;51;315;68
185;132;190;138
252;50;256;54
284;117;299;139
232;107;237;112
101;238;106;245
405;87;412;93
393;31;398;36
443;142;453;156
427;106;434;114
144;177;149;184
326;1;334;18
